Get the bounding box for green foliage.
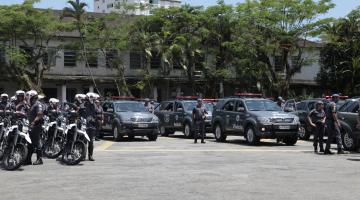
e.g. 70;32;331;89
317;7;360;95
0;1;64;91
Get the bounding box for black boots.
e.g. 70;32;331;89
88;155;95;161
33;149;43;165
337;148;346;154
33;158;43;165
88;146;95;161
324;149;334;155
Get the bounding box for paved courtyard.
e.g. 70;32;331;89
1;133;360;200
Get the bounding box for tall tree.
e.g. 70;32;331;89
0;0;63;92
63;0;100;94
317;7;360;95
235;0;334;97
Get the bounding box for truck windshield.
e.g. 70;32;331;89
245;100;282;111
183;102;213;112
115;102;148;112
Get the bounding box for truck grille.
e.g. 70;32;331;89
270;118;294;123
131;117;153;122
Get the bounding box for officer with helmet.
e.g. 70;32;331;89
94;94;103;141
48;98;61;122
324;94;345;154
84;92;97;161
307;101;326;153
25;90;44;165
13;90;27;114
0;93;10;111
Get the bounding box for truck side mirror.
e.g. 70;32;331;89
177;108;183;112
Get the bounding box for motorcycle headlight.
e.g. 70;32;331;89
257;117;271;125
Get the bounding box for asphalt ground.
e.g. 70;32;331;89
1;132;360;200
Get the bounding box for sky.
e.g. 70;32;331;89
0;0;358;18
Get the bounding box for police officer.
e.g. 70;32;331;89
307;101;326;153
25;90;44;165
94;96;103;141
277;96;285;108
0;93;10;111
13;90;27;114
144;98;155;113
48;98;61;122
324;94;345;154
192;99;207;144
84;92;97;161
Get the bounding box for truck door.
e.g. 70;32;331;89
173;101;185;129
222;100;236;132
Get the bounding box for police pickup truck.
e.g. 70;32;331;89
155;97;214;138
101;97;160;141
212;96;300;145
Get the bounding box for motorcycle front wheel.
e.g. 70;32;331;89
61;141;85;165
2;143;28;171
43;137;64;159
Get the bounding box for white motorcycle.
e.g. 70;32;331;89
2;115;32;170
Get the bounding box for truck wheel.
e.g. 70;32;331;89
147;134;158;141
298;124;310;140
214;124;226;142
245;126;260;145
283;136;298;146
113;124;123;141
183;123;193;138
341;127;357;151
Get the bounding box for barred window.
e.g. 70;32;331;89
130;52;142;69
64;50;77;67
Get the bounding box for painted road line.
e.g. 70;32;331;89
100;149;311;153
95;141;115;151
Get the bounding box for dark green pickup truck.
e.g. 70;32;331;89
212;97;300;145
337;98;360;150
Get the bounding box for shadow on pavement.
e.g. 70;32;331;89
100;136;150;143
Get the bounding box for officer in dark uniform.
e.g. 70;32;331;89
0;93;10;111
277;97;285;108
307;101;326;153
25;90;44;165
324;94;344;154
192;99;208;144
84;92;97;161
48;98;61;122
13;90;27;114
94;98;104;141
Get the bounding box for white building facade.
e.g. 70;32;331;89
94;0;181;15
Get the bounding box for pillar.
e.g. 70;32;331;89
61;84;67;103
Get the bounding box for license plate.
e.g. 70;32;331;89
138;124;148;128
279;126;290;130
174;122;182;127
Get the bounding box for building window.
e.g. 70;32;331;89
150;52;161;69
106;49;117;68
274;56;284;72
64;50;77;67
130;52;142;69
87;50;98;68
42;49;57;66
291;56;300;69
107;3;114;8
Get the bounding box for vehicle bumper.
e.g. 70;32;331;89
120;123;159;136
205;120;212;132
257;124;299;138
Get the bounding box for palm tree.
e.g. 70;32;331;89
63;0;100;94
